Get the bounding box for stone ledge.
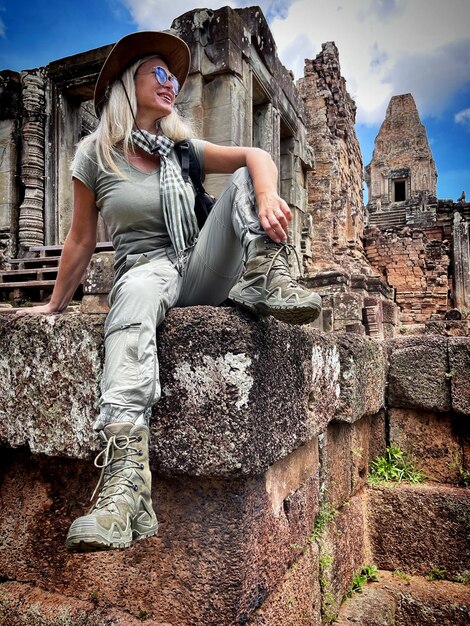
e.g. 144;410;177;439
0;307;387;478
387;335;470;414
336;570;470;626
367;483;470;577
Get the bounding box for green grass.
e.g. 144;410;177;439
368;445;425;485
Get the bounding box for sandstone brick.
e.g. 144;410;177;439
335;333;386;423
448;337;470;415
0;446;318;626
367;483;470;577
247;544;322;626
389;408;464;484
317;493;366;619
336;571;470;626
387;336;451;412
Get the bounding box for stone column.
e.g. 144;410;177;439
453;211;470;311
18;70;46;251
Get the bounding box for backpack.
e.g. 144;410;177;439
175;140;216;229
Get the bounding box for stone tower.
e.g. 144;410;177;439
365;93;437;214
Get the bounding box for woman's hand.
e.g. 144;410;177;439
256;191;292;243
15;303;62;317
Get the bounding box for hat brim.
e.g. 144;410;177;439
94;31;190;116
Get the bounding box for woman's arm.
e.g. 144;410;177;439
203;143;292;243
16;178;99;315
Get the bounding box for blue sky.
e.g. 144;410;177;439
1;0;469;202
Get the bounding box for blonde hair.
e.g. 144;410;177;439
74;56;195;177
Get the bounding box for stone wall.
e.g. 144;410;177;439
297;43;367;278
365;225;451;324
0;309;469;625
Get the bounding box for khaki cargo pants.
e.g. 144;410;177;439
95;167;263;430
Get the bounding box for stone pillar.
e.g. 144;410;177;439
0;71;21;261
453;211;470;311
18;70;46;251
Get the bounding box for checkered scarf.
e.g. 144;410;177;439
131;130;199;265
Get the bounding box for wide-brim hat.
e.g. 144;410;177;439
94;30;190;116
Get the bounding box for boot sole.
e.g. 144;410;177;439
229;295;321;325
66;516;158;552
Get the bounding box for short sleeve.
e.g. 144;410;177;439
191;139;207;174
72;142;98;193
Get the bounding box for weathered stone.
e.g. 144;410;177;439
82;251;115;295
152;308;339;476
317;493;366;621
336;571;470;626
335;333;386;423
387;336;451;412
389;408;464;484
365;94;437;211
367;484;470;577
335;581;397;625
0;446;318;626
247;544;322;626
0;312;105;458
448;337;470;415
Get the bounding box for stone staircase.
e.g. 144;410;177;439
0;242;113;303
367;205;407;228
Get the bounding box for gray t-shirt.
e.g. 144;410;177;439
72;138;206;279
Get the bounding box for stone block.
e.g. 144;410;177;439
321;420;352;509
153;310;340;477
317;494;366;620
389;408;463;484
247;544;322;626
82;251;115;294
0;446;318;626
335;333;387;423
0;313;105;458
335;582;397;625
0;308;363;477
367;483;470;577
387;336;451;412
80;294;110;314
448;337;470;415
336;571;470;626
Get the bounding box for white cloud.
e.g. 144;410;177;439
122;0;470;125
270;0;470;124
455;108;470;132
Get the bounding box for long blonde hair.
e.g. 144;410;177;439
74;56;195;177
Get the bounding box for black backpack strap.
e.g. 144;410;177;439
174;140;190;183
174;139;216;228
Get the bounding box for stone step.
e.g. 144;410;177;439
336;570;470;626
366;483;470;578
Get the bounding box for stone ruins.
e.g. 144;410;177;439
0;6;469;626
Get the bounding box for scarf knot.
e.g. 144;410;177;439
131;129;199;268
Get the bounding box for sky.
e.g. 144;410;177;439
0;0;469;202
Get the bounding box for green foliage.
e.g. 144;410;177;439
346;565;379;597
453;571;470;585
392;569;411;581
310;502;338;541
368;445;425;485
426;567;447;581
459;467;470;489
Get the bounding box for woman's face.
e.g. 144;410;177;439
134;57;175;120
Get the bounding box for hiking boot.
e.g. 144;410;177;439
66;422;158;551
229;236;322;325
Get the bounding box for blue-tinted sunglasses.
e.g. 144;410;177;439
141;65;180;95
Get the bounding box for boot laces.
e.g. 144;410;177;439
90;433;143;511
265;241;302;286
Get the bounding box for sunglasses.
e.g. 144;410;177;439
137;65;180;95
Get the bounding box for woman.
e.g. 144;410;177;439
19;31;321;551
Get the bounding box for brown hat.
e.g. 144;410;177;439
94;30;190;116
